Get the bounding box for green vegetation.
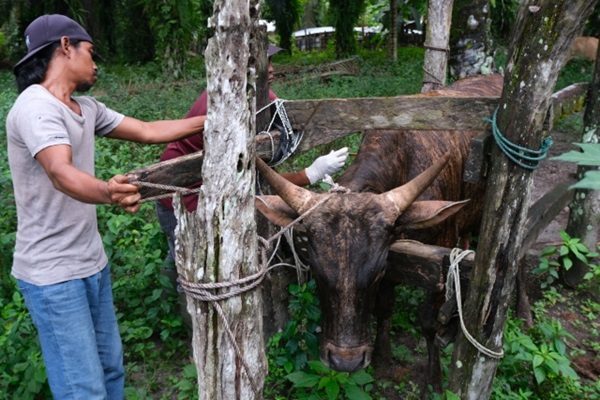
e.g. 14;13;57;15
1;47;599;399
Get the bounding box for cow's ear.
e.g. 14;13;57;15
255;195;298;227
395;199;470;230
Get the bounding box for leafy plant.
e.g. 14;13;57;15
265;279;321;397
496;316;579;396
287;360;374;400
532;230;599;288
553;143;600;190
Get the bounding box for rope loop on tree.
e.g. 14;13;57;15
446;248;504;359
485;108;553;170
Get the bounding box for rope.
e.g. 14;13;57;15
256;99;303;167
176;181;350;394
129;181;202;204
133;100;303;205
446;248;504;359
485;108;553;170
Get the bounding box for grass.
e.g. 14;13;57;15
0;46;598;399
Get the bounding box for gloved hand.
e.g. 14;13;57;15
304;147;349;184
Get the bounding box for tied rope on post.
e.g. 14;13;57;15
446;248;504;359
485;108;553;170
175;181;350;394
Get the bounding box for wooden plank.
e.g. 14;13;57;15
519;177;577;258
284;95;499;134
126;151;204;200
126;83;587;198
385;240;474;291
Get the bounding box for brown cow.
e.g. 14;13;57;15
255;74;504;391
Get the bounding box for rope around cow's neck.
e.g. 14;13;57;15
446;248;505;359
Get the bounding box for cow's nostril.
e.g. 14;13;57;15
328;351;366;372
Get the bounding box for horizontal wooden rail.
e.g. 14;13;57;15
126;82;588;200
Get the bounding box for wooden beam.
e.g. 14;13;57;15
519;177;577;258
126;83;587;199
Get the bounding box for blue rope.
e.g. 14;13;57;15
484;108;553;170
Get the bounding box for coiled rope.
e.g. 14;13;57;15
446;248;504;359
485;108;553;170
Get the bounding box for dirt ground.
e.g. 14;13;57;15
377;119;600;398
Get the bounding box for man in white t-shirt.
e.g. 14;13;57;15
7;14;205;399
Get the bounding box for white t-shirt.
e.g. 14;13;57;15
6;85;125;285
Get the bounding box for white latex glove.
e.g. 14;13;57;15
305;147;349;184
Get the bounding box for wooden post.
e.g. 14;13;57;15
176;0;267;398
562;35;600;287
422;0;454;92
448;1;598;399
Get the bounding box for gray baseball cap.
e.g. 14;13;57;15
14;14;93;70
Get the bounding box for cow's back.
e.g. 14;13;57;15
337;74;503;247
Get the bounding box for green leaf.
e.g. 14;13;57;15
533;354;544;368
349;370;374;385
534;367;547;384
552;143;600;166
343;383;372;400
325;379;340;400
445;390;462;400
287;371;320;388
544;357;560;374
308;360;330;374
571;171;600;190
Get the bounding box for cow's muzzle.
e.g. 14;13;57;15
321;341;372;372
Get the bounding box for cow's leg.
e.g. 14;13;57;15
419;289;444;395
373;279;395;369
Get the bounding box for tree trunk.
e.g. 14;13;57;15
562;36;600;287
448;1;598;398
449;0;496;79
175;0;267;398
422;0;454;92
388;0;398;61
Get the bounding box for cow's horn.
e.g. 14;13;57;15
378;152;451;222
255;156;322;214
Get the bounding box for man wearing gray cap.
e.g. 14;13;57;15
7;14;207;399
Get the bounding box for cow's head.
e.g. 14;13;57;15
255;155;467;372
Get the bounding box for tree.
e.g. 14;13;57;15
140;0;202;78
329;0;366;58
449;0;496;79
265;0;300;53
561;38;600;287
421;0;453;92
448;1;598;398
175;0;267;397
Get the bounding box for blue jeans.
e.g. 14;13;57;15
17;265;124;399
